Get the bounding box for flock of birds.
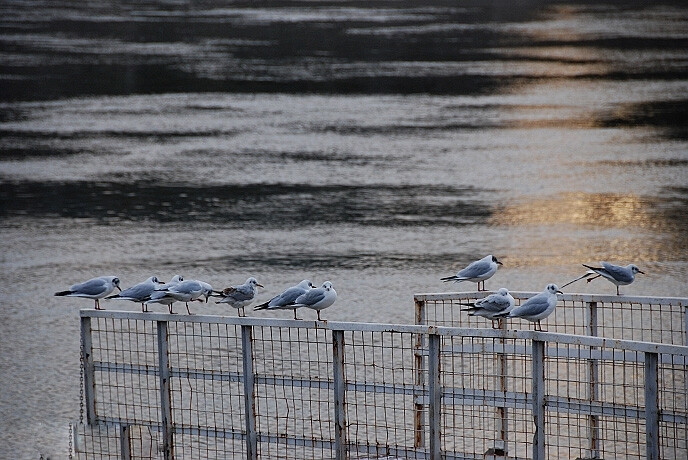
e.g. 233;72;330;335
55;275;337;320
441;255;645;330
54;254;645;329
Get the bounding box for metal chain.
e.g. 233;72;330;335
68;422;73;459
79;341;84;424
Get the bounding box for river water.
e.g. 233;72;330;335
1;0;687;457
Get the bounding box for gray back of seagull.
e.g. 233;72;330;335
72;277;109;296
601;262;634;283
227;284;255;302
269;285;307;307
296;288;326;307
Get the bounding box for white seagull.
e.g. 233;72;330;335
106;276;164;311
562;262;644;296
54;276;122;310
213;277;264;317
459;287;515;328
144;275;184;313
254;279;315;319
441;255;503;291
289;281;337;321
496;284;562;331
151;279;213;315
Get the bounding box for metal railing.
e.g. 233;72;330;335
72;309;688;459
414;292;688;345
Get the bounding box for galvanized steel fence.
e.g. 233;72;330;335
72;306;688;460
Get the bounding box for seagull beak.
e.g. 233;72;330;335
556;290;564;295
496;260;503;266
638;270;645;274
257;283;264;288
116;285;122;292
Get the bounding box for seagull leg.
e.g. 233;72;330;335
169;304;177;314
293;309;300;320
95;299;103;310
317;311;322;321
616;286;620;296
141;303;147;312
186;302;193;315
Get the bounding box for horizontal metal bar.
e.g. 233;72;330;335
438;343;686;365
414;291;688;306
81;309;688;355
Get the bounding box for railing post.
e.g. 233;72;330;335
494;322;508;456
414;298;426;448
428;333;441;460
80;316;97;425
586;301;600;458
332;330;348;460
241;325;258;460
532;340;546;460
645;352;659;460
157;321;174;460
119;425;131;460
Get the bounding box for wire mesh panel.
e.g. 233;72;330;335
252;325;334;459
166;321;246;459
75;310;688;460
438;335;534;459
343;330;426;459
416;292;688;345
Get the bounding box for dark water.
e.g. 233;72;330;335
1;0;688;457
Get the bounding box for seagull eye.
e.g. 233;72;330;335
114;278;119;284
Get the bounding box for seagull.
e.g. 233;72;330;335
289;281;337;321
495;284;562;331
150;279;213;315
105;276;164;311
459;288;515;328
254;279;315;319
54;276;122;310
562;262;644;295
213;277;264;317
144;275;183;313
441;255;503;291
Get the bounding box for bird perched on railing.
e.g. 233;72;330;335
459;287;515;328
287;281;337;321
144;275;183;313
106;276;164;311
212;277;263;317
150;279;213;315
561;262;644;295
254;279;315;319
441;255;503;291
495;284;562;331
55;276;121;310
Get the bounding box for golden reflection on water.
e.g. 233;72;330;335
490;192;686;271
492;192;651;228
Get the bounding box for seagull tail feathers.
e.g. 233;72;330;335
253;301;270;311
54;290;72;296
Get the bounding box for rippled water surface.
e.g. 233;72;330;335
1;0;688;457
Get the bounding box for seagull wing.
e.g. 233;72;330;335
456;258;491;279
512;294;550;317
601;262;634;283
71;278;108;296
476;294;512;313
294;288;326;307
